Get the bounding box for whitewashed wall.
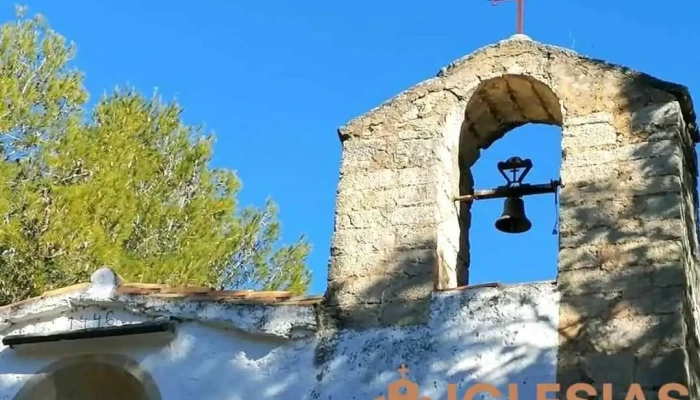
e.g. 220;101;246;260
0;282;559;400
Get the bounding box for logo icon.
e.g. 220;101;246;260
375;364;431;400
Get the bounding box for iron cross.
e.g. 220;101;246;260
490;0;524;35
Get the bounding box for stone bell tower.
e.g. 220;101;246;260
323;34;700;396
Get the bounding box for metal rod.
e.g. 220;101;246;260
453;180;561;202
491;0;525;35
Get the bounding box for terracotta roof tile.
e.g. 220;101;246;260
1;279;504;312
119;282;170;290
436;282;502;292
113;283;312;303
0;281;323;312
40;283;91;297
0;283;90;313
117;284;323;305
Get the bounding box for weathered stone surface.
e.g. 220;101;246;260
561;119;617;148
583;352;635;387
560;219;683;248
327;34;698;395
635;349;688;388
629;102;685;134
597;239;683;268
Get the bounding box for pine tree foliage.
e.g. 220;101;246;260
0;7;311;304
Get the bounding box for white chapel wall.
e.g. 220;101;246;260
0;282;558;400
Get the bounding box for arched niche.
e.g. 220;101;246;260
12;354;162;400
456;74;564;284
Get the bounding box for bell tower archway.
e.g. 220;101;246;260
456;73;564;285
325;34;699;395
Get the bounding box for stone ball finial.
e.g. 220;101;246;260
90;266;122;290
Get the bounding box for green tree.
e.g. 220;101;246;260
0;7;311;305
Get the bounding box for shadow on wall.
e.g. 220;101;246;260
551;71;700;398
323;66;699;399
313;237;559;400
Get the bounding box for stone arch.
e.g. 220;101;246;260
456;73;564;284
12;353;162;400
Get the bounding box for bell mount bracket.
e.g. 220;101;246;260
453;156;563;203
498;156;531;187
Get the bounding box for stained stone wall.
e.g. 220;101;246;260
324;35;700;395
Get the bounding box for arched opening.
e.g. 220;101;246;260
457;74;563;285
13;354;161;400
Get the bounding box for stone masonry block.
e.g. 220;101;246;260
562;148;616;168
618;175;684;196
559;246;600;271
615;139;680;161
559;175;682;206
387;205;437;226
337;169;395;191
618;192;682;221
636;287;686;315
560;284;684;327
635;349;688;388
621;128;680;144
597;240;683;269
397;117;445;140
391;139;438;169
335;185;437;213
564;112;614;127
395;225;438;250
561;162;616;185
559;219;683;248
393;185;437;207
380;298;431;327
329;254;387;280
327;270;434;306
341;139;387;171
396;166;438;186
629;102;684;134
582;352;635;388
335;189;395;213
557;267;652;296
617;151;682;180
323;304;382;329
558;263;686;295
330;228;396;255
330;246;438;280
559;292;628;325
647;263;688;288
583;312;684;354
562;119;616;148
558;201;618;232
335;209;386;230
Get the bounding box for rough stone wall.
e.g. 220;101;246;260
325;88;462;328
325;35;700;395
679;111;700;399
556;101;696;397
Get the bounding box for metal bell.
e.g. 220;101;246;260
495;196;532;234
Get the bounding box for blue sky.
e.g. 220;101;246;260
4;1;698;295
